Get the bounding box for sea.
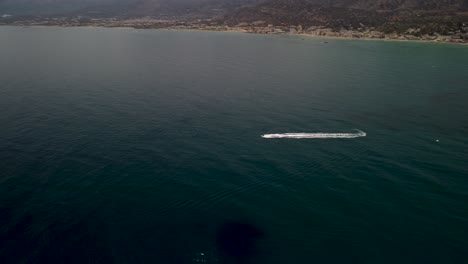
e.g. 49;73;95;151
0;26;467;263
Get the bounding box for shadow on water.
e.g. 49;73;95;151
216;221;265;263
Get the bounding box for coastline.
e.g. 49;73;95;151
1;24;467;46
163;26;468;46
162;27;468;46
293;32;468;46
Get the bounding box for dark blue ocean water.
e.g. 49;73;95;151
0;26;467;263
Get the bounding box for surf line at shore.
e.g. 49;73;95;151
261;130;366;139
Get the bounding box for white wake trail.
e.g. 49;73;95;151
261;130;366;139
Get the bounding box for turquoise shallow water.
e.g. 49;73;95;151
0;26;467;263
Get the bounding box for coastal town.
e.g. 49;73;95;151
1;15;468;44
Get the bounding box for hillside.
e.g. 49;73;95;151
221;0;468;35
1;0;467;16
1;0;467;40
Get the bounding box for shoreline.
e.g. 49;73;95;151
162;27;468;46
293;32;468;46
163;27;468;46
1;24;467;46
